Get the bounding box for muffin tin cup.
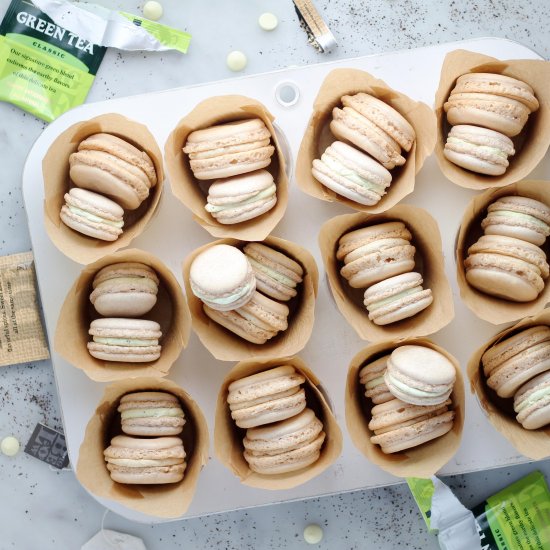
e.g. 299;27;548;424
295;68;437;214
182;236;319;362
165;95;289;241
214;356;343;490
43;113;165;265
55;248;191;382
76;377;209;519
319;206;454;342
467;309;550;461
434;49;550;190
345;338;465;478
456;179;550;325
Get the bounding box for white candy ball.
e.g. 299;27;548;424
1;436;20;457
143;1;163;21
227;51;247;72
303;524;324;544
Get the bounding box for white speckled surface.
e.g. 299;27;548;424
1;1;550;548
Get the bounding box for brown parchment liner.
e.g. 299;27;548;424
214;356;343;490
345;338;464;478
55;248;191;382
165;95;289;240
76;377;209;519
467;309;550;460
319;206;454;342
295;68;437;213
182;236;319;361
43;114;165;265
434;49;550;190
456;180;550;325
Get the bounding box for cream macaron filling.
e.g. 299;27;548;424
93;337;159;346
514;386;550;412
95;276;158;291
205;185;276;213
193;282;255;307
68;206;124;227
120;408;185;419
489;210;550;231
386;373;447;399
247;257;296;288
320;154;387;193
446;137;509;158
367;287;423;311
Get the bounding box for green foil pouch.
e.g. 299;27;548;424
0;0;107;121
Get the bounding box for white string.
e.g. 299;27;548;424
101;508;119;549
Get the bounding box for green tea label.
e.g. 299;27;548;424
0;0;106;121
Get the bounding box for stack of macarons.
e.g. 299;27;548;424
337;221;433;325
311;92;416;206
87;262;163;363
60;133;158;241
443;73;539;175
104;391;187;484
226;366;326;475
359;345;456;453
189;243;303;344
464;195;550;302
481;325;550;430
183;119;278;225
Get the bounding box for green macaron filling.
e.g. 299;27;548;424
205;185;276;213
121;408;184;419
515;386;550;412
491;210;550;231
446;137;508;159
68;206;123;228
368;287;422;311
93;337;158;347
205;282;254;307
248;257;296;288
387;373;445;398
321;155;386;193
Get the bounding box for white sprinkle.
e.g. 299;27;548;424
143;1;163;21
227;51;247;72
303;524;324;544
259;12;278;31
1;436;20;457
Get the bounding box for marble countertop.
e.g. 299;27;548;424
1;0;550;548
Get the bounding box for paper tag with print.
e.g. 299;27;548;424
24;423;69;469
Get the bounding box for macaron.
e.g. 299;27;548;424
69;133;157;210
358;354;393;404
90;262;159;317
60;188;124;241
227;365;306;428
203;291;289;345
243;243;303;301
481;325;550;398
330;93;414;169
481;195;550;246
363;272;433;325
443;125;515;176
514;371;550;430
205;169;277;224
87;318;162;363
369;398;454;454
104;435;186;484
338;222;416;288
384;345;456;406
243;408;325;474
190;244;256;311
464;235;547;302
118;391;185;436
183;119;275;180
311;141;392;206
449;72;539;110
444;73;539;137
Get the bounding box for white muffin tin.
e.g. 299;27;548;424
22;38;550;523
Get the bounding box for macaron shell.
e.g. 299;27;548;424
87;344;162;363
465;255;543;302
92;292;157;317
367;290;433;325
341;93;416;152
443;148;507;176
212;195;277;224
107;463;186;484
514;371;550;429
517;399;550;430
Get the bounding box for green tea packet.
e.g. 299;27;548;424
0;0;191;122
408;471;550;549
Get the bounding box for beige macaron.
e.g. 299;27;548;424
359;355;394;404
227;365;306;428
243;408;325;474
104;435;186;484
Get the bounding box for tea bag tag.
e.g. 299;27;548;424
82;530;147;550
